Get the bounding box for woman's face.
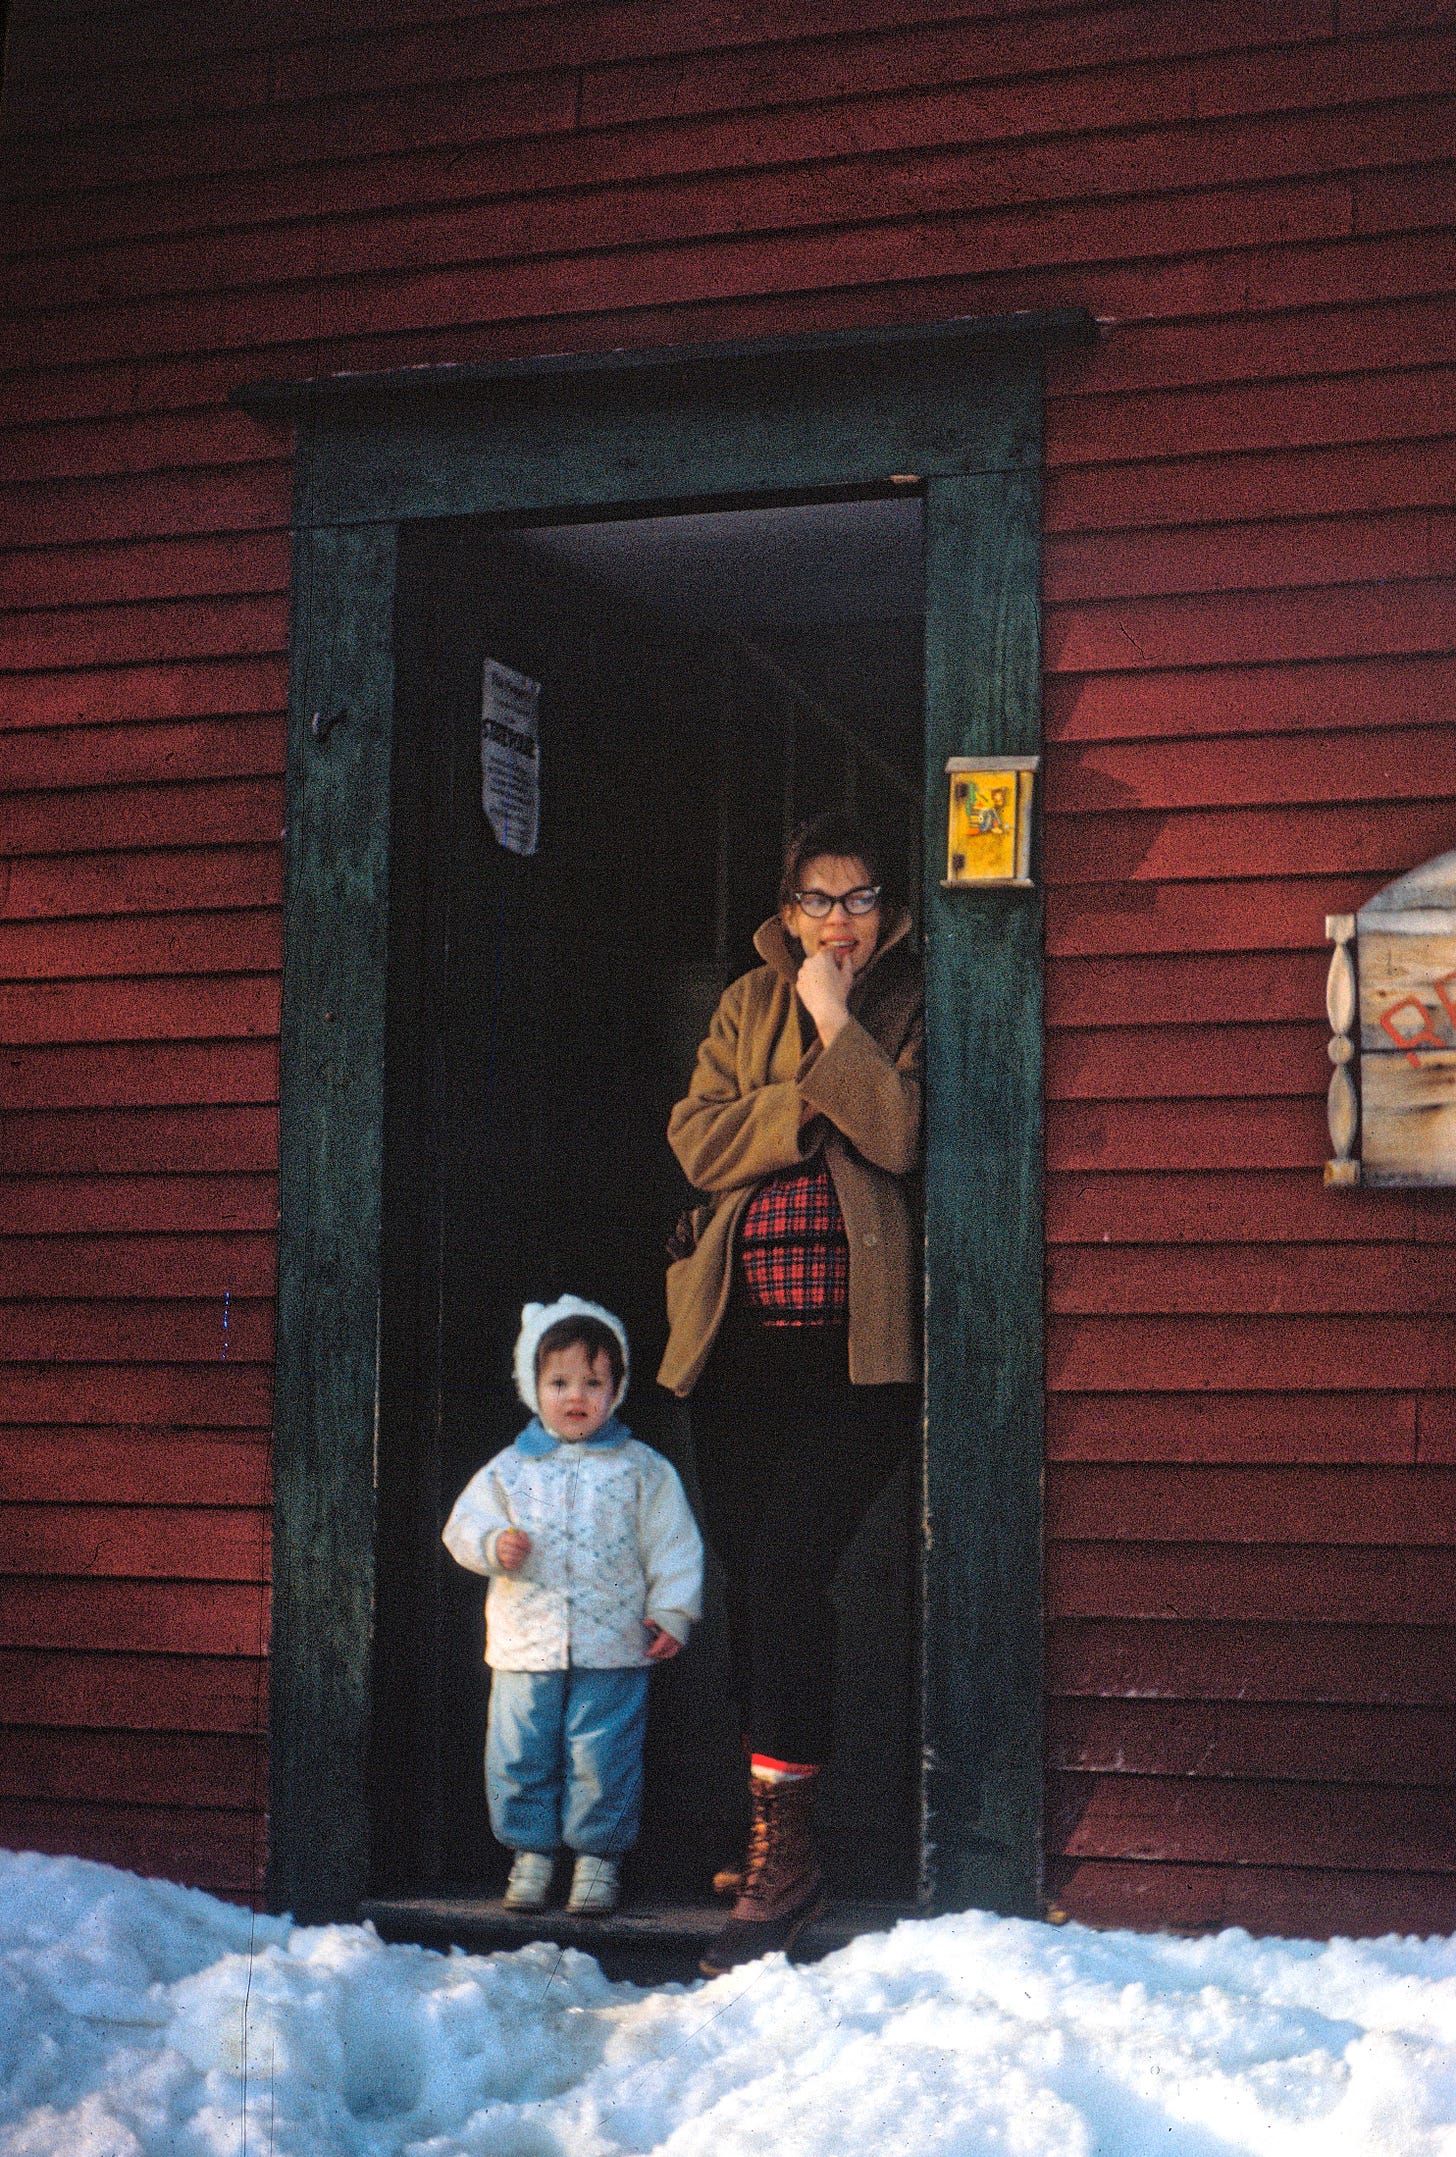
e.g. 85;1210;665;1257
783;854;882;976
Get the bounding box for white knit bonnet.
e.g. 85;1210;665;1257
512;1294;630;1416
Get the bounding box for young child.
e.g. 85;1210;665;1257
442;1295;704;1916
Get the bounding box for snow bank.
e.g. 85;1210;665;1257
2;1849;1455;2155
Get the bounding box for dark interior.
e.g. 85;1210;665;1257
373;494;926;1906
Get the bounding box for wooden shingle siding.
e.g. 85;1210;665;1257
3;0;1453;1924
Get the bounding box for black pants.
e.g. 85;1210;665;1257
689;1315;914;1766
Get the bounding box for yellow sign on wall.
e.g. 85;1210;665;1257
944;755;1039;888
1325;847;1456;1188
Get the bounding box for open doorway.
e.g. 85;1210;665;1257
372;490;927;1910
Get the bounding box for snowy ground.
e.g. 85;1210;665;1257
2;1851;1455;2155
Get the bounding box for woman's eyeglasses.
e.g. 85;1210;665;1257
793;886;882;918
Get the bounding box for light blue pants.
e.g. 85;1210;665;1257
485;1666;650;1857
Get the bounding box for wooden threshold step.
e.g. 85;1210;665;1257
359;1896;924;1985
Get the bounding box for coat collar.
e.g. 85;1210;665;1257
753;901;915;989
514;1413;631;1458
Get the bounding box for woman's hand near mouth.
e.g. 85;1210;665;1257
796;946;854;1048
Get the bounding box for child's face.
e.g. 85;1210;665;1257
536;1342;616;1442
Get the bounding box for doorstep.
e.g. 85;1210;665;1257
358;1896;924;1986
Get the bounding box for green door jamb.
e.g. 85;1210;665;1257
923;469;1046;1917
267;520;399;1919
237;310;1090;1922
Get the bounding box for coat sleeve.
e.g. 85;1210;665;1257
798;1004;923;1175
637;1453;705;1643
667;978;807;1195
441;1460;515;1577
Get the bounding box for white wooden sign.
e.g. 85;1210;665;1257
1326;847;1456;1187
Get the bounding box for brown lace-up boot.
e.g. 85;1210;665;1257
710;1732;756;1897
699;1772;826;1977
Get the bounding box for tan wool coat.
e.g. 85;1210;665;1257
657;907;924;1396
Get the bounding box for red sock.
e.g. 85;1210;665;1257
749;1753;819;1782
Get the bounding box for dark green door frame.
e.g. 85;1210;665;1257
236;309;1093;1923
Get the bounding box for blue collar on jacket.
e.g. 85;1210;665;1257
514;1412;631;1457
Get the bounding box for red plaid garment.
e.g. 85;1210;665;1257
737;1155;850;1325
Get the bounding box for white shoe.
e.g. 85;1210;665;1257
567;1854;620;1914
503;1851;555;1911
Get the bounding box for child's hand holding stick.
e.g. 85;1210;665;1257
496;1529;531;1571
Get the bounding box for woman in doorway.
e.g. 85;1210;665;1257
658;811;923;1976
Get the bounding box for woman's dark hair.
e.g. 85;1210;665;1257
534;1313;625;1391
777;812;892;913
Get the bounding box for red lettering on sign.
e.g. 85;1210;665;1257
1434;971;1456;1032
1380;996;1446;1066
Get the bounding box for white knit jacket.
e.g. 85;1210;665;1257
442;1434;704;1672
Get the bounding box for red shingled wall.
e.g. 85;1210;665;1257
2;0;1453;1924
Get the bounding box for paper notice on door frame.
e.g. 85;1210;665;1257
481;658;541;856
